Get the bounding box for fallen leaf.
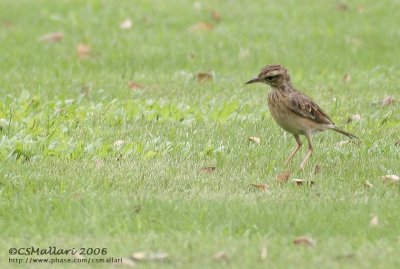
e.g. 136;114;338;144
200;166;216;174
39;31;64;42
72;252;85;259
260;246;268;261
382;96;394;106
210;10;221;22
347;114;361;123
128;82;142;90
95;158;103;169
113;140;124;149
120;19;133;29
238;48;250;60
336;140;349;147
148;252;168;262
345;36;362;47
293;179;315;186
131;252;146;261
133;205;142;214
277;171;291;183
343;74;352;83
117;258;136;267
395;140;400;147
250;183;269;191
314;164;322;174
196;72;213;82
76;44;91;59
364;181;373;188
190;22;214;32
214;251;229;261
336;2;349;11
2;20;13;28
336;140;360;147
335;253;356;260
370;215;379;227
131;251;168;262
193;1;202;10
248;136;261;145
381;175;400;183
293;236;316;246
81;84;90;97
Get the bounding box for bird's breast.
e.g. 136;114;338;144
267;90;324;135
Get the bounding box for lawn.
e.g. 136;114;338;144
1;0;399;268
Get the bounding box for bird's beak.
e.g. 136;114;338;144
245;78;260;84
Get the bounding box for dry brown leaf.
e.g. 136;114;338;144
117;258;136;267
336;140;360;147
335;253;356;260
250;183;269;191
39;32;64;42
193;1;202;10
343;74;352;83
77;44;91;59
381;175;400;183
190;22;214;32
128;82;143;91
293;236;316;246
336;2;349;11
314;164;322;174
120;19;133;29
260;246;268;261
277;171;291;183
133;205;142;214
131;252;146;261
81;84;90;97
210;10;221;22
131;251;168;262
382;96;394;106
214;251;229;261
293;179;315;186
347;114;361;123
200;166;216;174
95;158;103;169
148;252;168;262
113;140;124;148
72;252;85;259
364;181;373;188
249;136;261;145
370;215;379;227
196;72;213;82
336;140;349;147
395;140;400;147
345;36;362;47
2;20;13;28
238;48;250;60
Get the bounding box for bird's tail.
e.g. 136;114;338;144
332;126;359;139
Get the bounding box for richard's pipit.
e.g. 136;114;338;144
246;64;358;169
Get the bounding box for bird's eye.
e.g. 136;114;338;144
266;76;274;81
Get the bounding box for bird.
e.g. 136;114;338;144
245;64;358;169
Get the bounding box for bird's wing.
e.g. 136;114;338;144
289;91;334;125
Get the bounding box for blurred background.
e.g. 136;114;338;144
1;0;399;99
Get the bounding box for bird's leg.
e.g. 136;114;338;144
299;132;313;169
284;135;302;165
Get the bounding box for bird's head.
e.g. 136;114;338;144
245;64;291;88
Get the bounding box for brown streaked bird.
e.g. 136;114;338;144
246;64;358;169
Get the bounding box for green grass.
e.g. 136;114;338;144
1;0;399;268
